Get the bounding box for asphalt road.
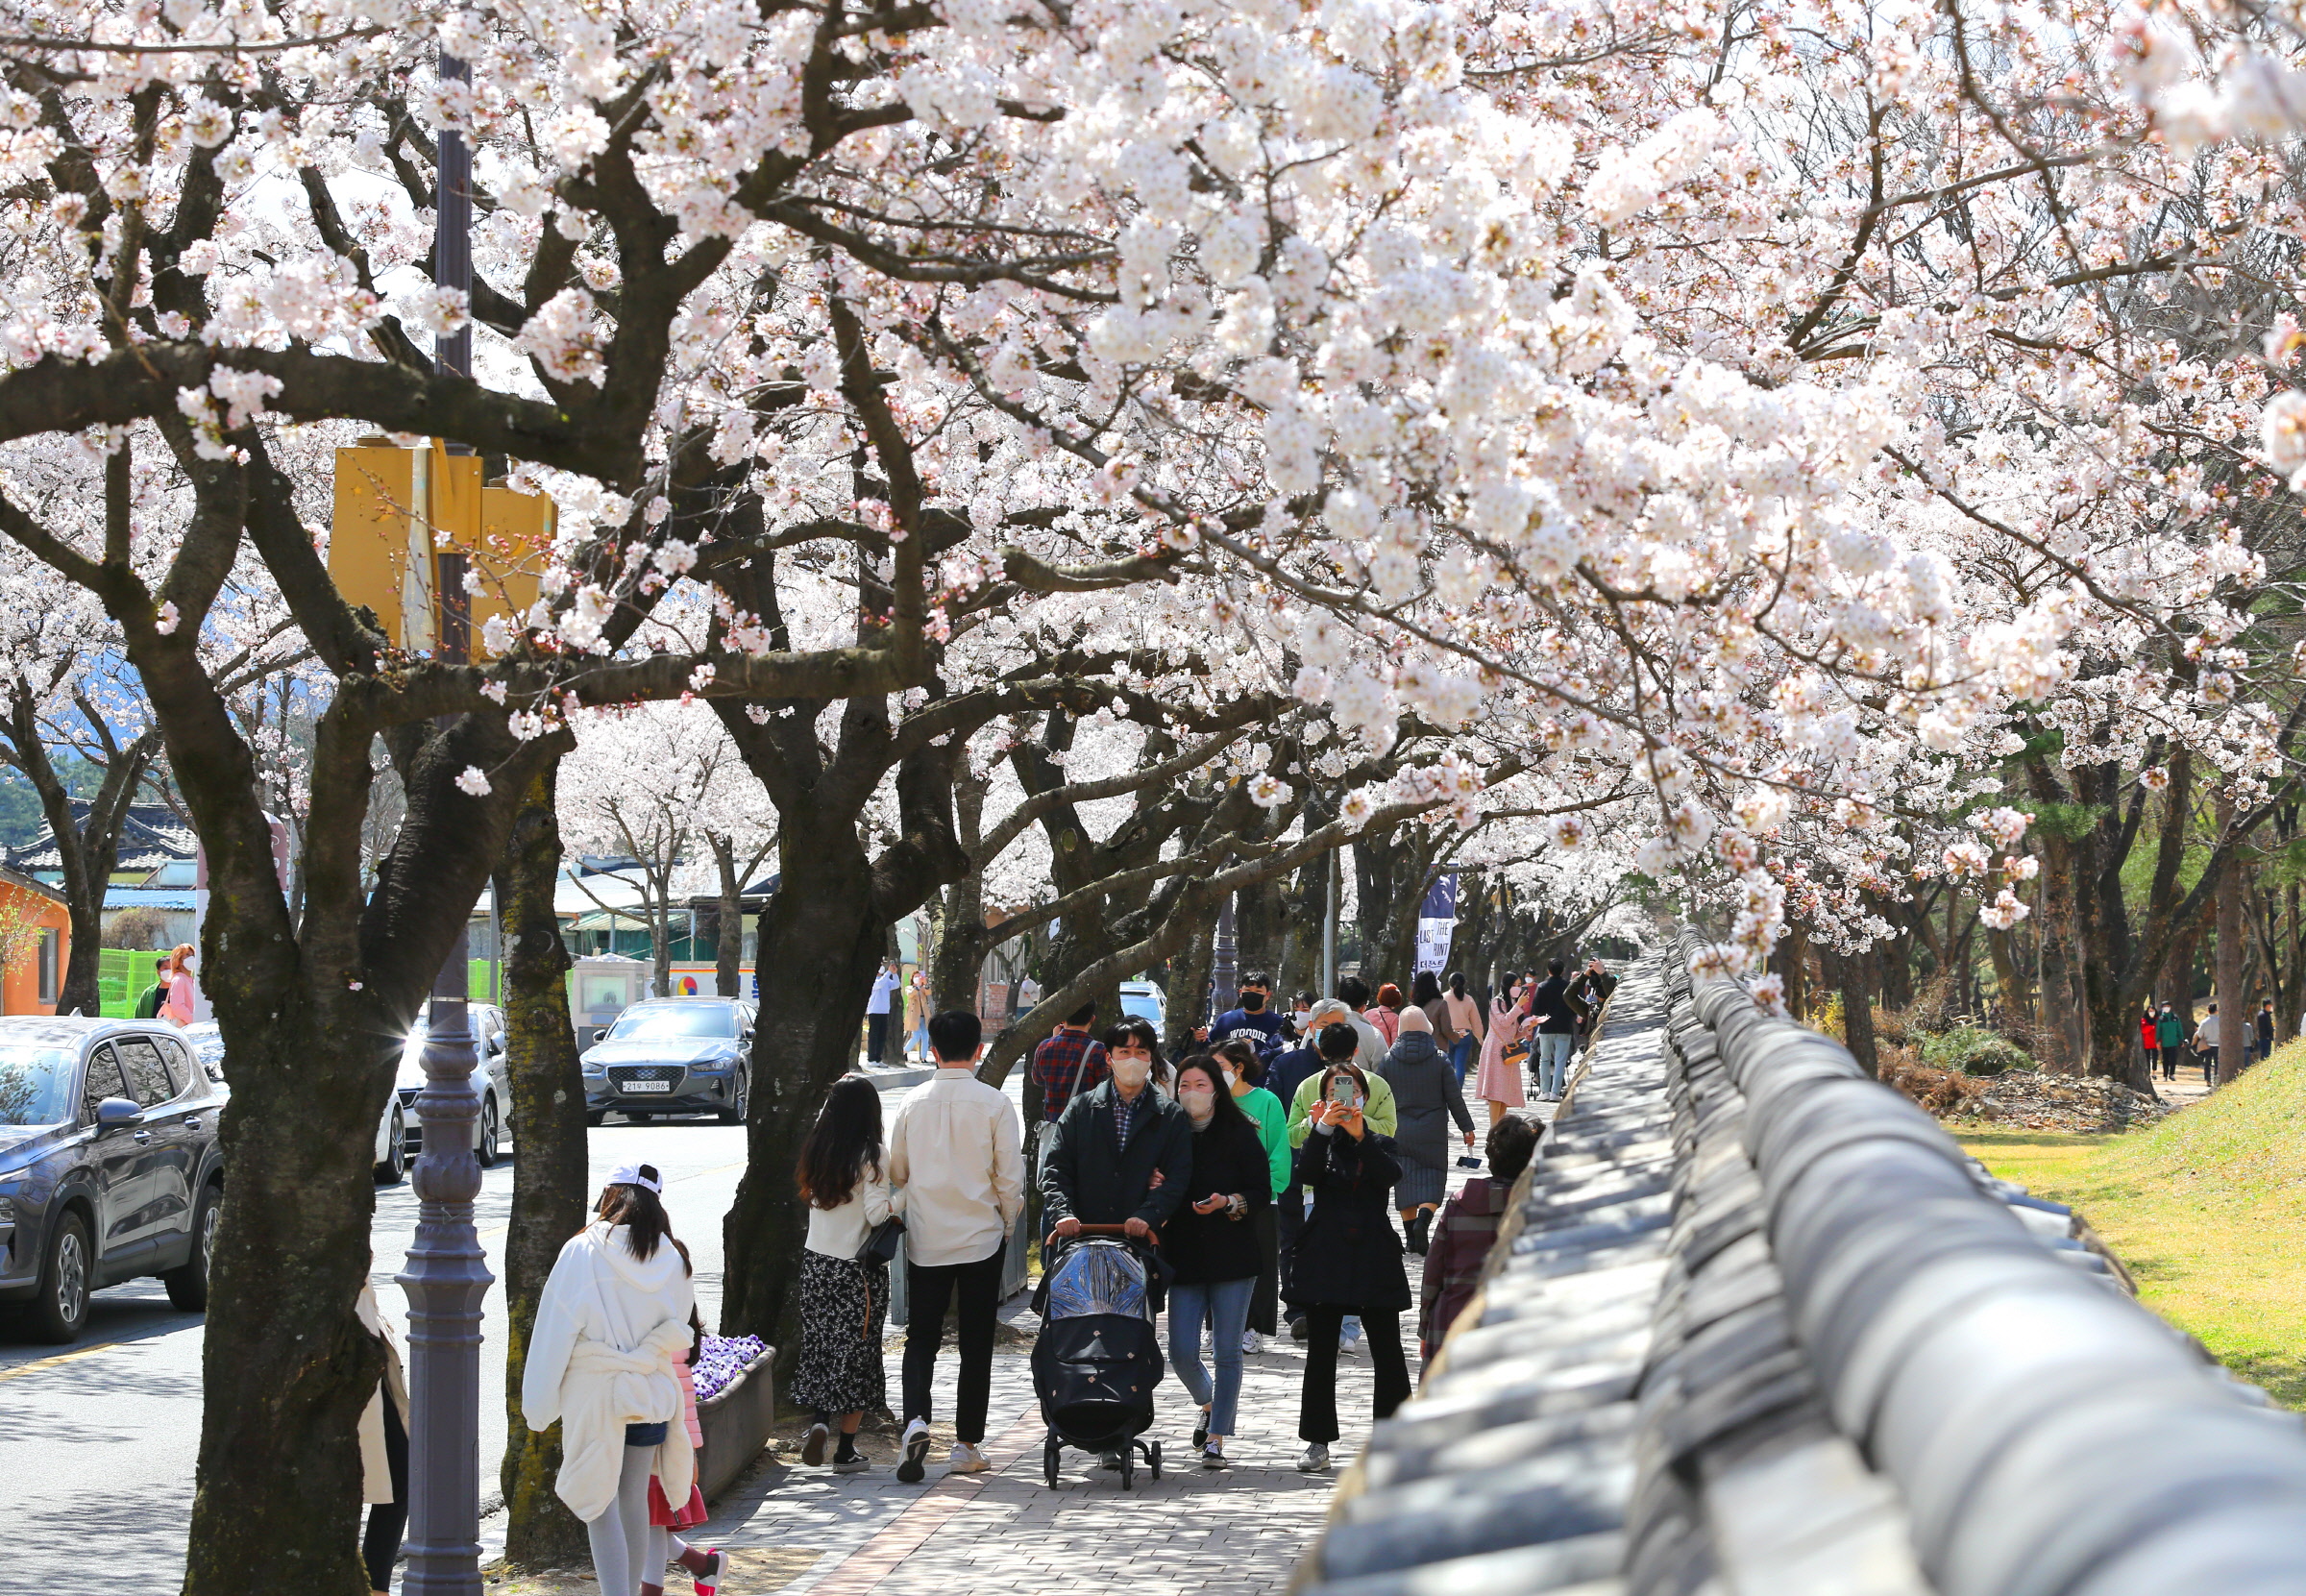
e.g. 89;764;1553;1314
0;1063;953;1596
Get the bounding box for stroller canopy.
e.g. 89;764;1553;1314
1044;1238;1151;1322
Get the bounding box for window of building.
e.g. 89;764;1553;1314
37;927;58;1007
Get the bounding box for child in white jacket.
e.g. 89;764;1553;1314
523;1162;699;1596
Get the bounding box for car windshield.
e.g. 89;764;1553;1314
0;1046;77;1127
608;1005;738;1041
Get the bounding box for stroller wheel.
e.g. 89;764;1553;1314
1043;1438;1061;1489
1147;1440;1162;1482
1119;1456;1135;1489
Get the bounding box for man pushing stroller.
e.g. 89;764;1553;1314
1041;1020;1193;1467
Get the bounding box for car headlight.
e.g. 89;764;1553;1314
580;1057;605;1076
0;1194;15;1226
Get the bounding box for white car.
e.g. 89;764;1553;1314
1119;979;1166;1034
392;1002;512;1167
183;1019;409;1185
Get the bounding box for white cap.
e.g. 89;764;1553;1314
605;1160;662;1194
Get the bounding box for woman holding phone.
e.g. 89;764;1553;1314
1163;1055;1273;1468
1288;1062;1411;1473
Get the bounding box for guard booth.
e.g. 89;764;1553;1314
572;955;646;1049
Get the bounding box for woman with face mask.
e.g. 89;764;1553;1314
1213;1040;1289;1353
1473;977;1532;1126
1289;1062;1411;1473
161;944;198;1026
1162;1055;1273;1468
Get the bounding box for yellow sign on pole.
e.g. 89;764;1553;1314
328;439;553;655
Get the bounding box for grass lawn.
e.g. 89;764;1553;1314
1955;1039;2306;1410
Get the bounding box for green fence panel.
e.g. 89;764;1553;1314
98;947;144;1018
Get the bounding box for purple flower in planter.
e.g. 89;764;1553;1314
693;1334;768;1402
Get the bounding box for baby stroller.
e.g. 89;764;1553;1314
1031;1228;1165;1488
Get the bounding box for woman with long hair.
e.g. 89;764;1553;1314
791;1075;895;1473
522;1164;717;1596
1440;971;1484;1090
1212;1038;1289;1352
161;943;197;1026
1411;970;1460;1064
1474;976;1532;1125
1164;1055;1273;1468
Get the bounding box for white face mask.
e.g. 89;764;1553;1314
1218;1065;1237;1088
1180;1086;1215;1118
1110;1057;1151;1093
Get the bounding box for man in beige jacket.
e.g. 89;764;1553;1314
887;1009;1024;1484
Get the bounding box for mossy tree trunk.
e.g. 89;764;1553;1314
496;761;593;1570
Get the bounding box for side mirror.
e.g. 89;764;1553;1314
593;1029;608;1043
94;1097;144;1130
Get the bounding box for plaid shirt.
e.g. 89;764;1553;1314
1029;1028;1108;1123
1112;1084;1140;1149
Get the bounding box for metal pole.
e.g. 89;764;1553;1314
1322;849;1338;999
399;48;490;1596
1213;891;1239;1022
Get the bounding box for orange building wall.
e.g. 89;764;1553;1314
0;878;69;1016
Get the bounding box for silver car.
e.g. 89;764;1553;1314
392;1002;513;1166
580;998;754;1124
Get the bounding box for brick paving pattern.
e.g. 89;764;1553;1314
663;1089;1565;1596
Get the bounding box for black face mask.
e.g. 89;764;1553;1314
1240;991;1266;1012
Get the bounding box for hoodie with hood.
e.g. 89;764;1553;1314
522;1221;698;1523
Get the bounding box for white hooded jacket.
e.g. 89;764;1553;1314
521;1221;698;1523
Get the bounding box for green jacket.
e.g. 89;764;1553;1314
1236;1085;1289;1196
133;982;166;1020
1286;1068;1398;1150
2155;1011;2186;1050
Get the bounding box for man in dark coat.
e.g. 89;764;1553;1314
1041;1025;1192;1244
1528;959;1579;1102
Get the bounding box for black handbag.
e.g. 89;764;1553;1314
857;1214;905;1265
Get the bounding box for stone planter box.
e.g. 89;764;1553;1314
695;1343;775;1501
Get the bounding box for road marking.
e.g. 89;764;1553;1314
0;1340;132;1385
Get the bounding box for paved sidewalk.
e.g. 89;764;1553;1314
663;1093;1563;1596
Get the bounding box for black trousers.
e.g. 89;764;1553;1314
1247;1204;1281;1336
901;1244;1004;1444
361;1395;409;1593
1276;1191;1305;1321
1297;1306;1410;1444
2200;1046;2218;1085
867;1013;890;1064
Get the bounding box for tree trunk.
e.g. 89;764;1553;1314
1844;945;1878;1078
711;835;745;999
2216;791;2246;1085
718;824;889;1359
496;764;593;1569
1167;921;1214;1057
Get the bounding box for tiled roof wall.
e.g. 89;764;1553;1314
1299;942;2306;1596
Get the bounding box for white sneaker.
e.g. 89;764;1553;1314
1339;1336;1364;1357
1241;1330;1263;1354
1297;1442;1332;1473
948;1441;990;1474
895;1419;931;1484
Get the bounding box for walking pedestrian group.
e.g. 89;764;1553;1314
483;954;1603;1596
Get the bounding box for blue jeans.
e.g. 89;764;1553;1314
1448;1034;1477;1088
1535;1033;1575;1096
1168;1276;1255;1436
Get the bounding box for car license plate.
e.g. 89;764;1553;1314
624;1080;674;1093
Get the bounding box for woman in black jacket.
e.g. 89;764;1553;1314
1163;1055;1272;1469
1289;1062;1411;1474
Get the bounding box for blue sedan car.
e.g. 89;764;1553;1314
0;1017;228;1342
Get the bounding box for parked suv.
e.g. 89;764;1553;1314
0;1018;229;1342
580;997;754;1125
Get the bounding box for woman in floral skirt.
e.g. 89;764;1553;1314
791;1075;896;1472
